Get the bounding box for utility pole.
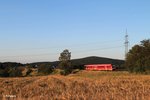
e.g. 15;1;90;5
125;29;129;60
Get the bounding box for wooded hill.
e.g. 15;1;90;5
29;56;125;69
0;56;124;69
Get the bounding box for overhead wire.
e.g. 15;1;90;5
0;39;124;60
0;45;124;58
0;39;122;51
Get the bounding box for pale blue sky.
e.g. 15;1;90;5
0;0;150;63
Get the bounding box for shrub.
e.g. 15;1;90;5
60;69;72;76
0;69;9;77
9;68;22;77
38;65;53;75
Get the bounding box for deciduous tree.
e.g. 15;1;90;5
59;49;72;75
125;39;150;73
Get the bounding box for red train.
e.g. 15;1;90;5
85;64;113;71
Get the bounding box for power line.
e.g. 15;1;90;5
0;39;122;51
71;45;123;53
0;45;124;58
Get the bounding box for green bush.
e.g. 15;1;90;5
60;69;71;76
59;61;73;75
38;65;53;75
9;68;22;77
0;69;9;77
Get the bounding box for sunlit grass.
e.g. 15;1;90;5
0;71;150;100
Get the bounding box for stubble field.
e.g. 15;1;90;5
0;71;150;100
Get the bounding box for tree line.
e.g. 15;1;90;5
125;39;150;74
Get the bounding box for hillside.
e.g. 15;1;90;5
71;56;124;66
30;56;124;68
0;56;124;68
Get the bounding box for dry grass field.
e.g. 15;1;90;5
0;71;150;100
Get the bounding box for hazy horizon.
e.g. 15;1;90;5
0;0;150;63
